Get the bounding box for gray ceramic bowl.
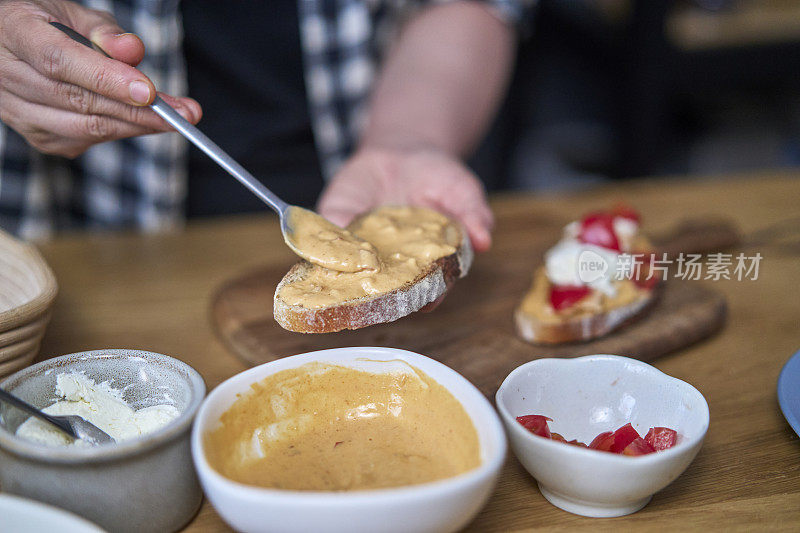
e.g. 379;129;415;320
0;349;206;533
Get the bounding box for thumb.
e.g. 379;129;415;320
92;30;146;67
66;6;146;66
317;171;380;228
318;207;357;228
317;184;358;226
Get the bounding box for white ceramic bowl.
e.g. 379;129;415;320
496;354;709;517
0;494;105;533
192;347;506;533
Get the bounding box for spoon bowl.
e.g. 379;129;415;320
282;205;380;272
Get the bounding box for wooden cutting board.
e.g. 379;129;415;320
211;217;737;396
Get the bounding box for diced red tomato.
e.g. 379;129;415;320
645;427;678;451
622;437;656;456
578;212;621;251
590;423;642;453
611;203;641;224
588;431;615;452
549;285;592;311
516;414;676;456
516;415;552;438
609;423;641;453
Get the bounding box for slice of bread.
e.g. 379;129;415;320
274;212;473;333
514;268;658;345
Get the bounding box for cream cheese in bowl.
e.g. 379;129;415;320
16;372;179;447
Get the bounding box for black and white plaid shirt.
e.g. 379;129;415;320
0;0;529;239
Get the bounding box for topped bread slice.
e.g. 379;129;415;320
515;205;661;344
274;206;473;333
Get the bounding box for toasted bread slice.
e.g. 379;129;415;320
274;209;473;333
515;268;657;344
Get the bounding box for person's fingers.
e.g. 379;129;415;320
429;196;492;252
5;14;157;106
460;212;492;253
318;169;381;226
319;150;494;253
318;206;356;228
453;176;493;251
158;92;204;124
0;59;200;128
421;170;493;252
2;90;164;157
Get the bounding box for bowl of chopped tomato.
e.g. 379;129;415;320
496;354;709;517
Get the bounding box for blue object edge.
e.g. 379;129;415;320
777;349;800;438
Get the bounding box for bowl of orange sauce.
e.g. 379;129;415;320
191;347;506;533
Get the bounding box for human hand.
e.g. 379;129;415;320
318;146;494;253
0;0;201;158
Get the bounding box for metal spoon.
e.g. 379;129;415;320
0;387;114;445
50;22;365;270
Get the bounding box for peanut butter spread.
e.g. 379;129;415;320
203;361;481;491
285;206;380;272
278;206;461;309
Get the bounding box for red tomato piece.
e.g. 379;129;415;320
588;431;615;452
551;432;567;443
568;439;588;448
645;427;678;451
611;203;641;224
549;285;592;311
516;415;552;438
578;212;621;251
609;423;642;453
622;437;656;456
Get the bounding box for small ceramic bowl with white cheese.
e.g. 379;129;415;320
496;354;709;518
192;347;507;533
0;349;206;533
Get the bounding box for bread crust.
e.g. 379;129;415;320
514;284;658;344
274;229;473;333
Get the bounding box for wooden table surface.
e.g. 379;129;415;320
33;171;800;531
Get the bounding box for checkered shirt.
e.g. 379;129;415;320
0;0;529;239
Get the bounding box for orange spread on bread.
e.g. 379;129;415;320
278;206;461;309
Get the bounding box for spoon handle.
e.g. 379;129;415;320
49;22;289;216
0;388;77;438
149;96;289;214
